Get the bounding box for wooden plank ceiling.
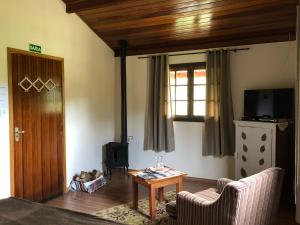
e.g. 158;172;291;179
62;0;297;56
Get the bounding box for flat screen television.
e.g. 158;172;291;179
243;88;294;121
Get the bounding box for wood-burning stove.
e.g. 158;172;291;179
105;142;128;177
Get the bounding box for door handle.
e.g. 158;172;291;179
15;127;25;142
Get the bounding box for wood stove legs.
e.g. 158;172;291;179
124;166;129;174
106;166;129;180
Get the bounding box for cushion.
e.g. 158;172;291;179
166;188;220;218
194;188;220;201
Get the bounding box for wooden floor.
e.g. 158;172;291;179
47;170;297;225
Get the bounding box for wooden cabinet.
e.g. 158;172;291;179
234;121;289;180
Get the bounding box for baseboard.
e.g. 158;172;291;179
183;176;217;185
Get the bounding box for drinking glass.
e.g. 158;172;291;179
159;156;164;169
155;156;159;169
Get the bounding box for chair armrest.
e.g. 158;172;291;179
176;191;217;225
217;178;234;193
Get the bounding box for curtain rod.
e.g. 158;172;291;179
137;47;250;59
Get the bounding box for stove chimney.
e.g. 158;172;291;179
119;40;127;144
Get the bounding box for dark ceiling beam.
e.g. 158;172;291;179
114;32;295;57
65;0;122;13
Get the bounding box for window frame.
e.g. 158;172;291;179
169;62;206;122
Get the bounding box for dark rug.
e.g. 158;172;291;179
0;198;122;225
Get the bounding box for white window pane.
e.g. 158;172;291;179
176;70;188;85
194;101;205;116
170;71;175;85
176;86;187;100
172;101;175;114
170;86;175;101
176;101;188;115
194;85;206;100
194;69;206;84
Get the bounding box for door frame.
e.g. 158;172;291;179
7;47;66;197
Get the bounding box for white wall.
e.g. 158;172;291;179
0;0;116;199
116;41;296;180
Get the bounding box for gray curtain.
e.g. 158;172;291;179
203;50;234;157
144;55;175;152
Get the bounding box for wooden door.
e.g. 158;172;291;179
8;49;65;202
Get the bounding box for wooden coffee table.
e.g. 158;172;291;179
128;169;187;221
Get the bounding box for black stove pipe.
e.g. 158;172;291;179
119;40;127;144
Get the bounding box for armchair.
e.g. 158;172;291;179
166;167;284;225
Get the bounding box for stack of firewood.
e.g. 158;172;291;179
73;170;102;183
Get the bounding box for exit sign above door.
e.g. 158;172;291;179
29;44;41;53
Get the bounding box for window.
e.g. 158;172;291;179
169;62;206;122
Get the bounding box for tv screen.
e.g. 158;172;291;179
244;88;294;120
